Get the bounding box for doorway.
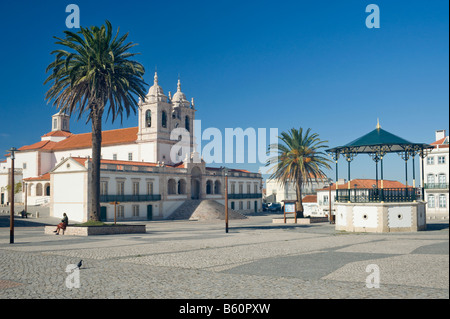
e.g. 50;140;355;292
147;205;153;220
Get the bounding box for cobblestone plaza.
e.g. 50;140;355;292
0;214;448;300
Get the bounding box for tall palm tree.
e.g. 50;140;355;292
44;20;147;221
266;128;332;215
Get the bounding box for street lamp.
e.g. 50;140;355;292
328;182;333;224
8;147;17;244
223;167;229;233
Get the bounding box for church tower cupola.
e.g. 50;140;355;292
52;110;70;132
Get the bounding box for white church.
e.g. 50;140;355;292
0;73;263;222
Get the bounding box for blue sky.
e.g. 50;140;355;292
0;0;448;184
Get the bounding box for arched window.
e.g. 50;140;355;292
145;110;152;127
162;111;167;128
214;180;221;195
45;183;51;196
36;183;43;196
206;180;213;195
185;116;190;132
178;179;186;194
168;179;176;195
427;194;435;208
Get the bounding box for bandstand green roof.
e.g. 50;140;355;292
326;123;433;155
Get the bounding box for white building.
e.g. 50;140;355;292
0;73;263;222
420;130;449;219
264;176;331;204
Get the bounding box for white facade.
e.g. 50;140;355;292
420;130;449;218
265;177;331;204
2;73;263;222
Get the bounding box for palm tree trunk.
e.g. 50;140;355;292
89;106;103;221
296;179;304;218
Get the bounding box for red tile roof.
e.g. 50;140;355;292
51;127;138;151
23;173;50;181
12;127;138;154
41;130;73;138
18;140;57;151
302;195;317;203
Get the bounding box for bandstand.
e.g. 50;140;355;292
326;121;434;232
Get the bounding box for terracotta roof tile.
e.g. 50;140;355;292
23;173;50;181
302;195;317;203
50;127;138;151
41;130;73;137
18;140;57;151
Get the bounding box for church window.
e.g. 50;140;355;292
185;116;190;132
162;111;167;128
145;110;152;127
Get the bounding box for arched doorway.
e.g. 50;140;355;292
191;166;202;199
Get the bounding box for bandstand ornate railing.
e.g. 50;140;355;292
335;187;419;203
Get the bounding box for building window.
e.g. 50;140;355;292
145;110;151;127
177;179;186;194
439;194;447;208
133;182;139;196
162;111;167;128
438;156;446;164
254;184;258;194
438;174;447;185
147;182;154;195
113;154;118;161
247;184;251;194
427;157;434;165
185;116;190;132
214;181;221;195
231;183;235;194
117;181;125;195
206;180;213;194
427;174;435;184
101;181;108;196
128;153;133;161
168;179;176;195
427;195;435;208
22;163;27;170
247;201;251;209
239;201;243;210
53;119;57;129
118;205;125;218
239;184;243;194
132;205;140;217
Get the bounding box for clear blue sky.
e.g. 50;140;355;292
0;0;448;184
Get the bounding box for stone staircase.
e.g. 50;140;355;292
167;199;247;221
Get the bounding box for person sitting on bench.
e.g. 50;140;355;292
54;213;69;235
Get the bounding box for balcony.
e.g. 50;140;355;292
100;194;161;203
424;183;449;190
228;193;262;200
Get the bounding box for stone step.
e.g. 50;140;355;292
167;199;247;221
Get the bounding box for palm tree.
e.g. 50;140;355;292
266;128;332;216
44;20;147;221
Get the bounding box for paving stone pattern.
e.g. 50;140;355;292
0;214;448;299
